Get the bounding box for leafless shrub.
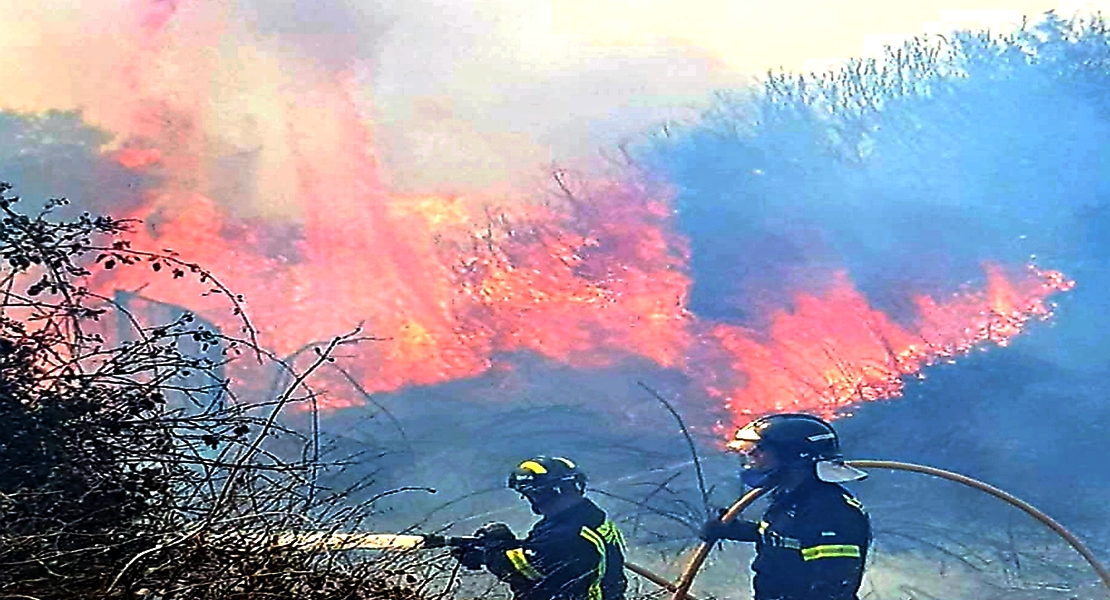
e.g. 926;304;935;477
0;182;446;599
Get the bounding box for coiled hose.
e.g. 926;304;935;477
622;459;1110;600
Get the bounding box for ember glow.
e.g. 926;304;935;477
2;0;1075;428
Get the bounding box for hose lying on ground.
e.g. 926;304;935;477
621;459;1110;600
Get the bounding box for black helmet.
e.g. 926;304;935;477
728;413;866;482
507;456;587;497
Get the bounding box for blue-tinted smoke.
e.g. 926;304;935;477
0;111;149;214
639;12;1110;329
638;11;1110;527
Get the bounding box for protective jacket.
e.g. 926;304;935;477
485;498;627;600
716;479;870;600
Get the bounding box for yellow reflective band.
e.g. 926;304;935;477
579;526;606;600
842;494;865;511
579;527;606;567
505;548;543;580
596;521;626;551
518;460;548;475
801;544;861;561
553;457;577;469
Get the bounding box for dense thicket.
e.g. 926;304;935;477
0;184;436;598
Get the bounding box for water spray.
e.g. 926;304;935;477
241;461;1110;598
254;459;1110;594
266;532;482;552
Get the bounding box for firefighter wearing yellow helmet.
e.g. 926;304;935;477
451;456;627;600
701;413;871;600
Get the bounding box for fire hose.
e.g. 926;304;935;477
648;459;1110;600
261;460;1109;599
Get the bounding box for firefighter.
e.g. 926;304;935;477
451;456;628;600
700;413;871;600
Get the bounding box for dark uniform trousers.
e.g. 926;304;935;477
485;498;628;600
716;480;871;600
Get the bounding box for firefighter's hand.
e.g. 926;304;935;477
450;544;486;570
699;508;731;542
474;522;514;542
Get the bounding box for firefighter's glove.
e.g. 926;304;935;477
452;521;515;569
450;544;486;571
699;508;731;542
474;522;515;542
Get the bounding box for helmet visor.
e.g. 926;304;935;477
726;437;759;454
726;438;770;470
727;422;763;451
815;460;868;482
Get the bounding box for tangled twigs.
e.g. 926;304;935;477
636;382;710;519
0;184;443;599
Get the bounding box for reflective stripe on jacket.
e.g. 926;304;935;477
486;498;627;600
716;479;871;600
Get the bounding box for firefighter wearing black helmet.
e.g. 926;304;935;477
451;456;628;600
700;414;871;600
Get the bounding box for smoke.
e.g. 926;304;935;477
0;3;1105;595
0;0;747;206
631;12;1110;549
0;3;1092;403
354;0;750;194
330;0;1084;194
638;14;1108;323
0;0;1083;203
0;0;1083;421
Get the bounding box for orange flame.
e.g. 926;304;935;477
3;0;1076;430
705;267;1073;426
